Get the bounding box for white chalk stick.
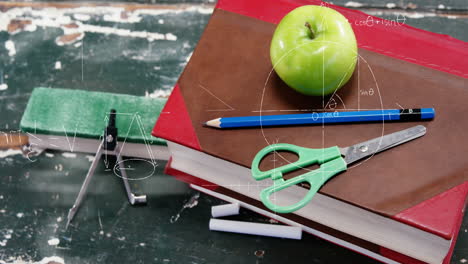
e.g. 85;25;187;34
209;219;302;240
211;203;240;218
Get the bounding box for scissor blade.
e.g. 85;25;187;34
341;125;426;165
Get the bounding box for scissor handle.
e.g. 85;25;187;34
252;143;342;181
251;143;346;213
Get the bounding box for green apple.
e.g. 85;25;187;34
270;5;358;96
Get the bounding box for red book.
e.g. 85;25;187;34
153;0;468;263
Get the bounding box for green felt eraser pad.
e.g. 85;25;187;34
20;87;167;145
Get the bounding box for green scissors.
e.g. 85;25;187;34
251;125;426;213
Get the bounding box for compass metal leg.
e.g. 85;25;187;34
66;143;104;229
115;145;147;205
65;110;148;229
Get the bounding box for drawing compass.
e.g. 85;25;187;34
66;109;147;229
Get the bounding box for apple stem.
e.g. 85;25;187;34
304;22;315;39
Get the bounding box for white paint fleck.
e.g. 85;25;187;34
106;233;112;238
54;164;63;171
170;213;180;223
4;234;11;239
386;3;396;8
99;230;104;235
57;217;63;222
39;256;65;264
117;236;126;241
185;52;193;63
0;209;6;213
139;242;146;247
345;1;363;7
56;15;72;25
170;193;200;223
62;152;77;158
0;83;8;91
438;4;445;9
366;10;435;19
54;61;62;70
74;41;82;48
0;195;3;199
165;33;177;41
0;240;6;246
158;19;164;24
81;24;168;41
461;259;467;263
74;13;91;21
447;15;457;19
188;6;213;14
153;66;161;70
404;13;428;19
85;155;95;162
134;6;213;16
5;40;16;56
184;194;199;209
45;152;55;158
16;212;24;218
145;89;171;98
25;23;37;32
47;237;60;246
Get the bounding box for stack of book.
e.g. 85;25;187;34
152;0;468;263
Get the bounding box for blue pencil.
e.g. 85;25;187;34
204;108;435;129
